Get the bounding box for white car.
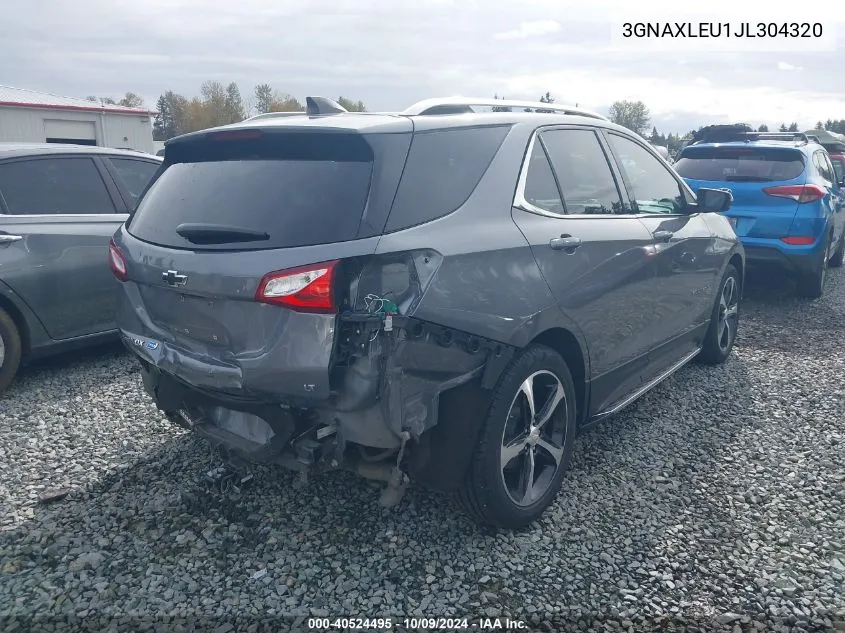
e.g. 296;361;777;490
651;144;671;162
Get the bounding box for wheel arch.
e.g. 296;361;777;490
528;327;589;425
409;323;591;493
727;251;745;295
0;291;30;360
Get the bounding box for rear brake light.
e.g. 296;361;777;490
256;260;339;313
108;239;128;282
780;236;816;245
763;184;825;203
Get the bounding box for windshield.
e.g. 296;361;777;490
674;146;805;182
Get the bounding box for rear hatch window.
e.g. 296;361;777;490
128;131;382;251
674;146;805;182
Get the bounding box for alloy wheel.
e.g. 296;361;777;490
0;332;5;367
500;370;568;507
717;276;739;353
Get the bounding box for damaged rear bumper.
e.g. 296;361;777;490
138;363;318;469
126;312;515;477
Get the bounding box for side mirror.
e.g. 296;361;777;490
697;187;733;213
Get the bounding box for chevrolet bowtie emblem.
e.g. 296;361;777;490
162;270;188;287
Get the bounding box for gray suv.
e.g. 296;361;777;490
111;97;743;528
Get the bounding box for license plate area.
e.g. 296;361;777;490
140;289;230;346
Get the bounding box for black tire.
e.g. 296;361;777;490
696;264;741;365
830;232;845;268
0;308;23;393
456;344;577;529
796;233;831;299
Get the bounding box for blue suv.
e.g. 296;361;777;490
674;130;845;298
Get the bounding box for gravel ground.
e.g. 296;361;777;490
1;269;844;632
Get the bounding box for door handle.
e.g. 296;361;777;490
652;230;674;242
0;234;22;245
549;234;582;251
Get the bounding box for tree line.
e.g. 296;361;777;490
93;88;844;146
603;100;845;154
153;82;366;141
86;92;145;108
814;120;845;134
99;82;369;141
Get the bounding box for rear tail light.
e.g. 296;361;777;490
780;236;816;245
763;184;825;203
256;260;339;313
108;239;128;282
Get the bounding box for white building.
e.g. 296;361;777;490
0;85;156;154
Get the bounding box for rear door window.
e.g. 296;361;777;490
108;158;160;206
674;146;805;182
384;126;509;232
539;129;624;215
0;157;117;215
128;132;378;250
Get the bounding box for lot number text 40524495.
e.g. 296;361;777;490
306;617;528;630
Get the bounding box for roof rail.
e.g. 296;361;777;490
400;97;609;121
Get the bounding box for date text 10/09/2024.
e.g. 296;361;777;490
621;22;823;38
307;618;527;630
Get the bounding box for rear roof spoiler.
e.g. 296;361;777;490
243;111;307;122
690;131;813;146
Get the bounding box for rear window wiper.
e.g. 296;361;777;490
175;223;270;244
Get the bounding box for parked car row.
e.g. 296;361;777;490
4;98;833;528
673;126;845;298
0;144;162;391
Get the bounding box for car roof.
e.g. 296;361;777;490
0;142;162;161
166;111;640;147
165;95;639;147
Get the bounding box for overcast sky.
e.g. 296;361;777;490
2;0;844;134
